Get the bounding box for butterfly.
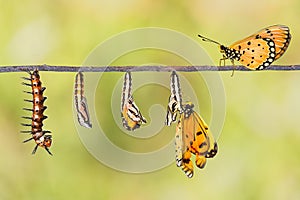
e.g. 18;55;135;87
198;25;291;70
175;102;218;178
165;71;183;126
121;72;146;131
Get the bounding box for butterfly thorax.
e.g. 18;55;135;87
183;103;194;118
220;45;241;61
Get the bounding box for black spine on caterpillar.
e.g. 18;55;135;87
21;69;53;155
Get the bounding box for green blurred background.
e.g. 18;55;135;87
0;0;300;199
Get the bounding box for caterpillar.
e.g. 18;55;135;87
74;72;92;128
21;69;52;155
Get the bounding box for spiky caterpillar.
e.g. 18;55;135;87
21;69;52;155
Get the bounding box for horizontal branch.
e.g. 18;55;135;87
0;65;300;73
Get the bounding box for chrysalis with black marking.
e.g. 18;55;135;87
121;72;146;131
165;71;183;126
21;69;53;155
74;72;92;128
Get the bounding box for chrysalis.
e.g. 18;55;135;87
165;71;183;126
121;72;146;131
74;72;92;128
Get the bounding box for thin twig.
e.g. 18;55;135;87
0;65;299;73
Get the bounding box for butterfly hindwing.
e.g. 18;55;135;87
230;38;276;70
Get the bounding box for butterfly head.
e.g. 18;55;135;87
219;45;226;53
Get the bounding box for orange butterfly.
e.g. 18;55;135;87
198;25;291;70
175;102;217;178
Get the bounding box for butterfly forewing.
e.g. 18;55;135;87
252;25;291;59
231;25;291;61
192;110;218;158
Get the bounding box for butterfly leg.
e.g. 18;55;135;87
230;59;235;77
219;54;227;67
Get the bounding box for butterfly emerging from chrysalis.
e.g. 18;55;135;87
165;71;217;178
121;72;146;131
175;102;218;178
198;25;291;70
21;69;53;155
74;72;92;128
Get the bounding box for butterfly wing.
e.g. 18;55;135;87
186;111;209;155
249;25;291;60
192;111;218;158
175;102;218;178
230;25;291;69
230;38;276;70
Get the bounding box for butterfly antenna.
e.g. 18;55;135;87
198;34;221;46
